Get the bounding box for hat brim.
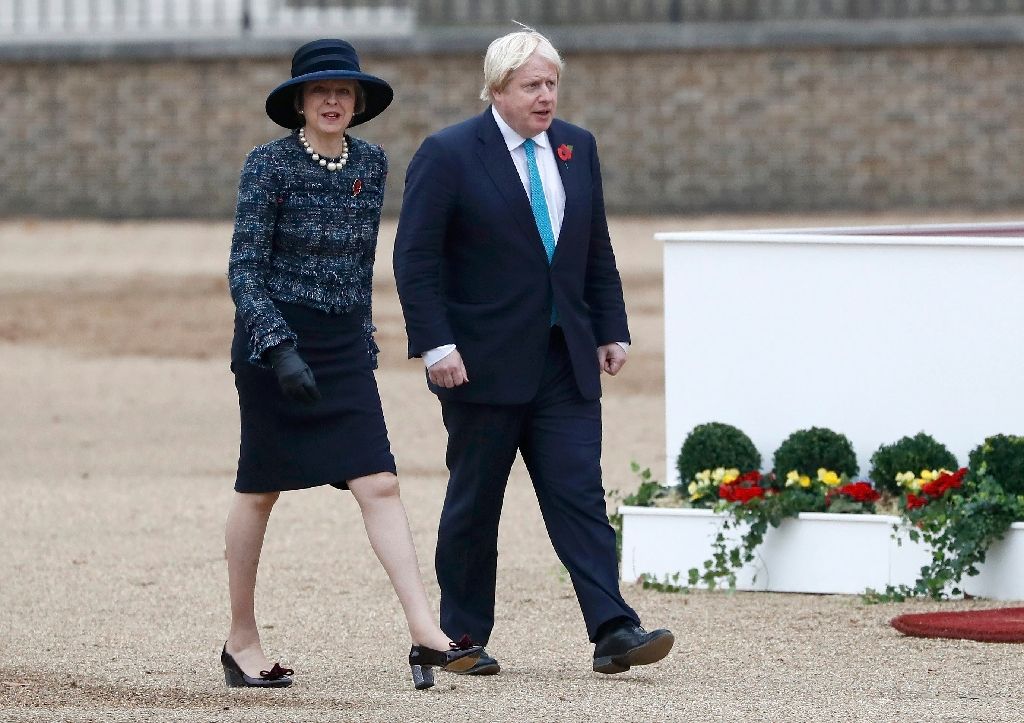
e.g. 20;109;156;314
265;70;394;129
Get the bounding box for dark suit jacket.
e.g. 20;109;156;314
393;108;629;405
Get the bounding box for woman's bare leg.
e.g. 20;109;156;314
347;472;452;650
225;490;280;675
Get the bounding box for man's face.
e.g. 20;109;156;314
491;53;559;138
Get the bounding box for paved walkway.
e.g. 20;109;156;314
2;214;1022;721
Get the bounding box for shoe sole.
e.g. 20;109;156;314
224;668;293;688
443;653;484;674
453;661;501;675
593;631;675;674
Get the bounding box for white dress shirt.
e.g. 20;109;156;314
423;107;626;368
492;105;567;240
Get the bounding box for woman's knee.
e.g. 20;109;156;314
349;471;400;501
236;490;280;514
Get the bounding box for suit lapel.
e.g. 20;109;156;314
475;109;549;263
545;121;578;264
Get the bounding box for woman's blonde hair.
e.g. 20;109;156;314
479;28;564;102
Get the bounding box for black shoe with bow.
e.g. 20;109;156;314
221;644;294;688
408;635;483;690
592;621;674;674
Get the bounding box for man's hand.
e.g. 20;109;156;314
265;342;321;405
428;349;470;388
598;343;627;376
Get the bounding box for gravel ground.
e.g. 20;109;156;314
2;214;1023;722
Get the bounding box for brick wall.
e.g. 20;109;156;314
3;42;1023;217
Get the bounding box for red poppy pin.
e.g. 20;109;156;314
352;179;363;196
557;144;573;161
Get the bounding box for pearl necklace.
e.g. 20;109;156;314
299;128;349;172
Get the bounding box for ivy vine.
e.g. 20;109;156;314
687;487;825;589
863;475;1024;603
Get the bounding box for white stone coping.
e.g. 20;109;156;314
618;505;1024;530
656;221;1024;248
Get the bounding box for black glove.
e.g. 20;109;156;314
264;343;321;405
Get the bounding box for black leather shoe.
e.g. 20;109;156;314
408;635;483;690
221;644;293;688
452;648;500;676
592;623;674;674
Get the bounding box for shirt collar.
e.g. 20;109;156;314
491;106;550;152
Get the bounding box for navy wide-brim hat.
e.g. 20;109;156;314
265;38;393;129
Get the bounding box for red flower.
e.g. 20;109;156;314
736;486;766;503
920;468;966;499
901;468;968;512
735;470;762;485
719;483;766;503
557;143;573;161
905;493;927;510
834;481;881;504
352;178;363;196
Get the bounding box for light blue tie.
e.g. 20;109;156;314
523;139;556;264
523;139;558;324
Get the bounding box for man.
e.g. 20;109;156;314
393;28;673;675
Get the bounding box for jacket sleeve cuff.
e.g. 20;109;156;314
248;329;298;368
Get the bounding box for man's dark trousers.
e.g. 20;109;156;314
435;327;639;645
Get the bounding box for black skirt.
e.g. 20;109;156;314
231;300;396;493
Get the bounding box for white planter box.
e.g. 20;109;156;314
620;506;1024;600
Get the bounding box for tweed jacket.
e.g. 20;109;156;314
228;131;387;368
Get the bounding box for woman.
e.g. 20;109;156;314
223;38;480;691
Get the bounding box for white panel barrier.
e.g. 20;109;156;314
657;222;1024;488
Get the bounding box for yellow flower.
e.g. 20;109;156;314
687;481;699;496
721;468;740;485
695;470;712;485
785;470;812;488
711;467;727;483
896;471;927;491
895;471;915;486
817;468;841;487
921;469;937;481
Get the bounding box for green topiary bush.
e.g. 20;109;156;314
772;427;858;479
968;434;1024;496
676;422;761;490
869;432;958;495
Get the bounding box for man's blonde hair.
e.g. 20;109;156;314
479;28;564;103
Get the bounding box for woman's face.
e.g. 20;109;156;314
301;79;358;136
